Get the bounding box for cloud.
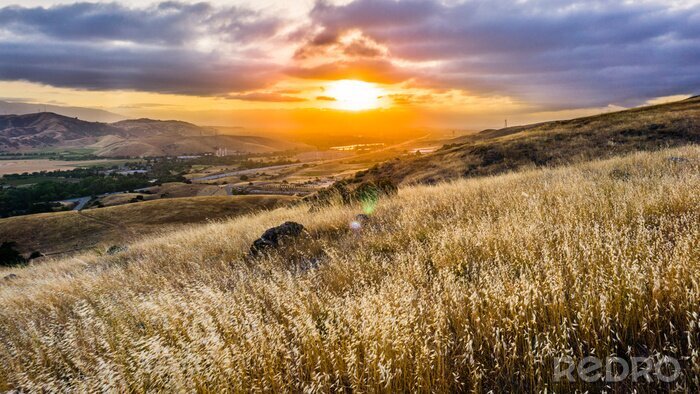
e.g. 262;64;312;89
286;58;413;84
0;2;281;45
0;0;699;109
316;95;336;101
0;41;277;95
300;0;700;107
387;93;435;106
0;1;285;95
226;92;307;102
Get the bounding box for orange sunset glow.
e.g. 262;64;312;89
2;0;695;136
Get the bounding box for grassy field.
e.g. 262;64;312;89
0;146;698;391
0;159;132;176
91;183;232;208
0;195;294;256
1;175;73;186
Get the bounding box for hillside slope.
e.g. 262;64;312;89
0;195;293;256
363;96;700;185
95;134;303;157
0;113;304;156
0;112;121;150
1;146;698;391
111;118;216;137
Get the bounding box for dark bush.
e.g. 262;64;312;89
0;242;27;267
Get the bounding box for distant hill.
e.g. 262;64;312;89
111;118;218;137
0;113;305;156
0;100;125;123
0;113;120;151
359;96;700;185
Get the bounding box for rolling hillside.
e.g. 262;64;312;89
0;195;294;257
361;96;700;185
0;113;304;156
0;146;698;391
110;118;215;137
0;112;120;150
94;134;304;157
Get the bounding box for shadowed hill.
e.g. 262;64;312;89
360;96;700;185
0;112;120;150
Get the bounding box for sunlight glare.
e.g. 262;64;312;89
326;80;383;111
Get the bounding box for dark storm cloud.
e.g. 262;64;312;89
0;41;275;95
302;0;700;107
0;1;283;95
0;1;281;45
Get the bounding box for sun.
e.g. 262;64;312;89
326;80;383;111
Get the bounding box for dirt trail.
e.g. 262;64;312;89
77;211;137;237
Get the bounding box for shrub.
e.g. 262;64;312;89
0;242;26;267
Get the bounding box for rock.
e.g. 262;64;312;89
106;245;128;255
250;221;305;257
3;274;18;281
28;251;43;260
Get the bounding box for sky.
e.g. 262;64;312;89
0;0;699;132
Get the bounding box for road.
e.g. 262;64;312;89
60;196;91;211
59;187;151;211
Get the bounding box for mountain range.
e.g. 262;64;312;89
0;100;125;123
0;113;303;157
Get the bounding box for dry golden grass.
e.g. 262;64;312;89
372;96;700;185
0;195;294;255
0;146;699;392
